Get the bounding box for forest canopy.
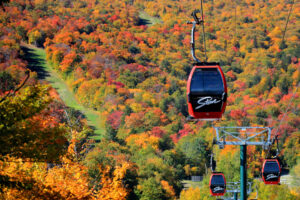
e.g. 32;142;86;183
0;0;299;199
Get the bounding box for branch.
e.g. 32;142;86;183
0;70;30;103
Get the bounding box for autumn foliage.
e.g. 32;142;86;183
0;0;299;199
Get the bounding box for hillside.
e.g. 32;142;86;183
0;0;299;199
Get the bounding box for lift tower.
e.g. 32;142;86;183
214;127;272;200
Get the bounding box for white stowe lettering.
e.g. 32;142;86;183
213;186;224;192
266;174;278;180
196;97;221;110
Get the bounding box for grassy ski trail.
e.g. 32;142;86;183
22;44;104;141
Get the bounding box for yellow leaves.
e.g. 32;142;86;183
268;26;282;40
126;132;160;150
180;187;202;200
268;87;281;100
34;0;46;6
183;165;191;177
72;77;85;88
162;13;172;23
288;35;299;42
33;30;41;38
130;102;143;113
142;92;157;105
0;157;45;198
142;92;152;101
207;51;228;64
292;69;299;85
28;30;42;45
290;189;300;198
251;77;269;95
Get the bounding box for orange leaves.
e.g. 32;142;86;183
0;156;121;199
230;109;247;120
268;26;282;41
219;145;238;157
53;31;80;46
147;37;157;47
59;51;81;73
0;156;91;200
96;162;134;200
161;180;176;199
43;161;92;199
125;111;145;130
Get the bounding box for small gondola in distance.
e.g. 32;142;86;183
209;172;226;196
187;62;227;120
262;159;281;185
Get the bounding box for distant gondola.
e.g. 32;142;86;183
187;63;227;120
209;172;226;196
262;159;281;185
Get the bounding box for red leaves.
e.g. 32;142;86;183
178;124;194;139
170;124;194;143
232;46;239;52
122;63;147;73
230;109;247;120
109;14;119;22
226;70;236;81
107;111;124;130
150;126;166;138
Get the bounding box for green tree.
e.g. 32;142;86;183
176;135;209;175
104;122;118;141
0;85;67;161
0;71;17;93
129;45;141;54
283;133;300;168
117;70;144;88
216;147;240;182
277;75;291;94
137;177;165;200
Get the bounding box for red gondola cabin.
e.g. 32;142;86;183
209;172;226;196
187;63;227;120
262;159;281;185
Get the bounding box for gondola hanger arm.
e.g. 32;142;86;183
187;9;203;63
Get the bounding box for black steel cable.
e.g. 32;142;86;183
280;0;295;48
200;0;207;62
